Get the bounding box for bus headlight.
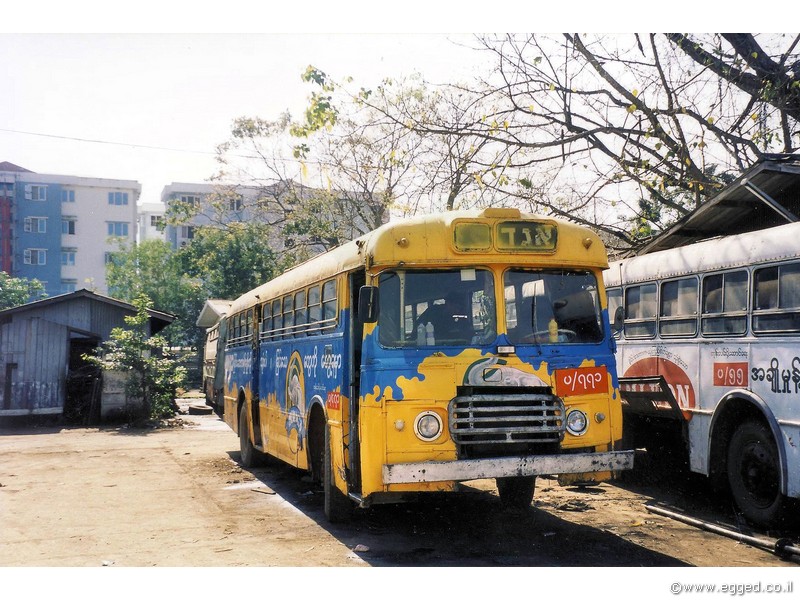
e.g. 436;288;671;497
414;411;443;442
566;409;588;436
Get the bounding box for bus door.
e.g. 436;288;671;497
213;318;228;413
250;305;263;447
349;269;366;493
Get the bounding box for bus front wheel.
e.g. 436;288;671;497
727;420;790;527
496;476;536;510
323;424;352;522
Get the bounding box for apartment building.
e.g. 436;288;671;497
160;182;217;249
137;201;166;243
0;162;140;296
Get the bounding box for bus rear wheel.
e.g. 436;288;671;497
496;476;536;510
727;420;790;527
239;403;263;468
323;424;352;522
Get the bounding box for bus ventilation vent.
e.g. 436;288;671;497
448;386;565;446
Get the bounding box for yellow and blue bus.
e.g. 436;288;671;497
213;208;633;520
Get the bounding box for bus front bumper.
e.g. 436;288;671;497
382;450;634;484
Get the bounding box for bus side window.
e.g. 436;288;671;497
272;299;282;340
322;280;337;331
753;263;800;333
308;285;321;335
660;277;698;337
232;314;241;345
607;287;622;338
283;295;295;338
260;302;271;340
624;283;657;338
701;271;747;336
295;290;307;336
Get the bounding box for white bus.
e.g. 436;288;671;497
605;221;800;527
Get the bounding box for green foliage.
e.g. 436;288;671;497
179;223;282;300
0;273;46;310
106;239;205;348
290;66;340;151
84;295;187;423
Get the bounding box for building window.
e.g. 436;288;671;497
229;196;244;211
108;191;129;206
180;194;200;207
23;248;47;265
61;249;76;266
24;217;47;233
150;215;164;227
25;185;47;201
61;279;77;293
62;218;77;235
61;190;75;203
107;222;129;237
180;225;195;239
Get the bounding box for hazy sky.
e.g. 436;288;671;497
2;31;486;204
3;2;768;205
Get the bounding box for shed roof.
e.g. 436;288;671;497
637;154;800;255
196;299;233;328
0;289;174;333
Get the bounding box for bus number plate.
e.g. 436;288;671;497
555;366;607;396
713;362;748;387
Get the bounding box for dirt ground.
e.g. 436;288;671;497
2;392;798;586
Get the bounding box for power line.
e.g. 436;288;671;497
0;127;217;156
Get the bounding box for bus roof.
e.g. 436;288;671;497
606;220;800;286
228;208;608;314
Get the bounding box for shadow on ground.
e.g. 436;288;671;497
228;450;688;567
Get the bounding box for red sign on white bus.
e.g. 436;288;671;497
713;362;749;387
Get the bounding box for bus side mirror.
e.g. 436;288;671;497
359;286;379;323
612;306;624;333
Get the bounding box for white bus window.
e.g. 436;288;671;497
607;288;622;338
753;263;800;334
701;271;747;336
624;283;657;338
660;278;698;337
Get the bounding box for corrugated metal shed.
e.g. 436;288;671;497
0;289;173;420
636;154;800;255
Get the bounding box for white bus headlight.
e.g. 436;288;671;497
414;411;443;442
566;409;588;436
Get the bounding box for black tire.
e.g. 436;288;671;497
323;424;352;522
239;403;263;468
727;420;789;527
496;476;536;510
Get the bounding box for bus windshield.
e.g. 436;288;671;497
378;268;496;347
504;269;604;344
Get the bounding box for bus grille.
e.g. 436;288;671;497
448;387;565;447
